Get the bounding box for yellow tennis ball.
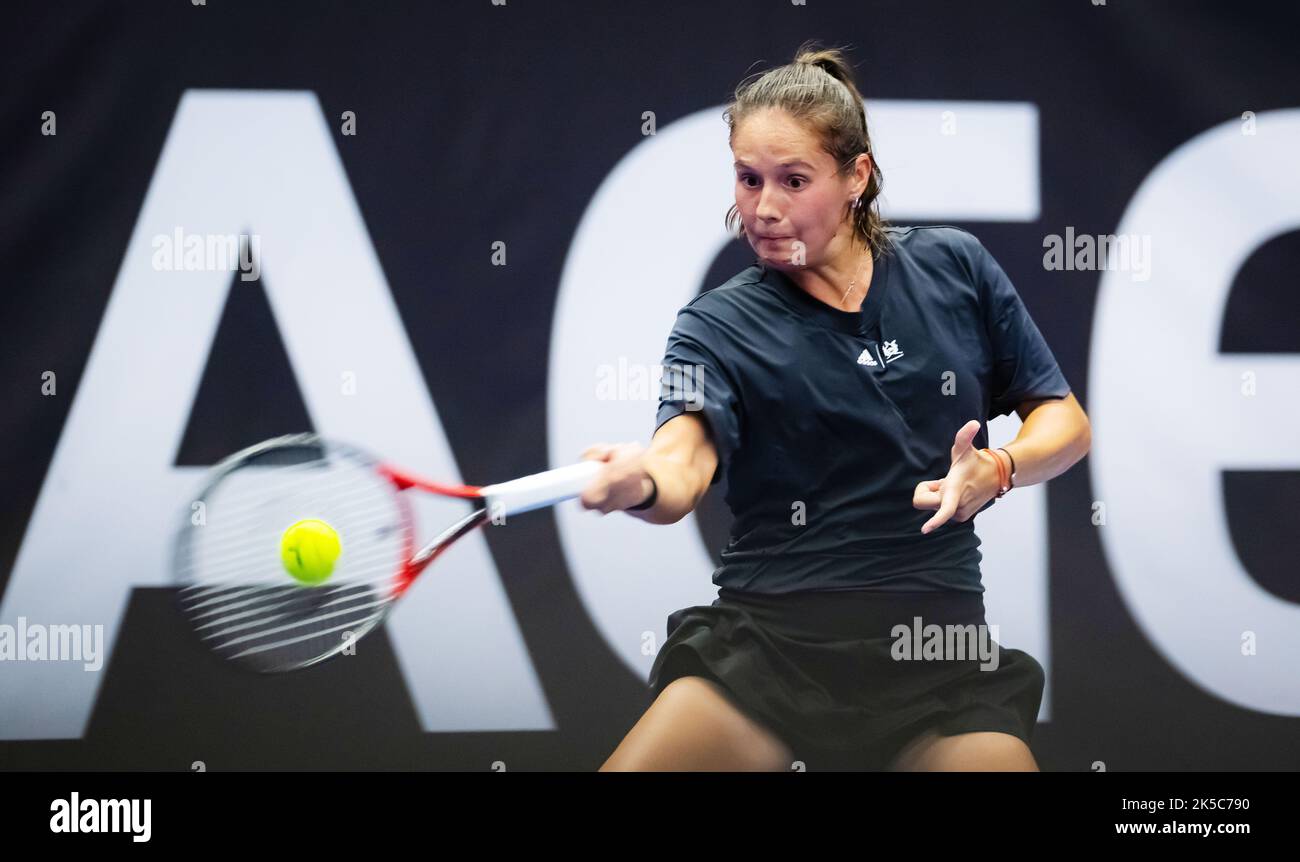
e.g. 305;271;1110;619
280;518;342;585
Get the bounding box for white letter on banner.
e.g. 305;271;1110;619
0;91;553;739
1091;110;1300;714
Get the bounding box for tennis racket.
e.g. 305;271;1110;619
172;433;600;673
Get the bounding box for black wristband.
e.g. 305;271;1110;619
627;474;658;511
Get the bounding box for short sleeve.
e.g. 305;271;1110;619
973;237;1072;419
654;306;743;486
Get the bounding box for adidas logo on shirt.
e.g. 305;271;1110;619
857;341;905;369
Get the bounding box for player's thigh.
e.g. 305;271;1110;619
886;729;1039;772
600;675;794;772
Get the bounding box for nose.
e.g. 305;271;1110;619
755;182;783;224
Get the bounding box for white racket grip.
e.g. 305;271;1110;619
480;460;603;518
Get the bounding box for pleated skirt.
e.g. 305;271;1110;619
647;586;1045;771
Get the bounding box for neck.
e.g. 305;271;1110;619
783;241;874;312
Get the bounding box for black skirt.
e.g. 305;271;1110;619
647;586;1045;771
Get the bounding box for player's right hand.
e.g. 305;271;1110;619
579;442;654;514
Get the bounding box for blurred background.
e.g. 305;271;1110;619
1;0;1297;770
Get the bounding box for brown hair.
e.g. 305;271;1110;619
724;40;891;258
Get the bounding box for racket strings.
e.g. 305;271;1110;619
180;582;388;657
175;443;414;671
184;457;400;546
185;509;400;583
181;579;386;631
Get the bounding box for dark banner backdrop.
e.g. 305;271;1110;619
2;0;1298;771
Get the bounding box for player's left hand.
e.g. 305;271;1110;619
911;419;1000;534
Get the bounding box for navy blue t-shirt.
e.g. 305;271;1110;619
654;225;1071;594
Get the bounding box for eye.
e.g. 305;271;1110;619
738;174;807;189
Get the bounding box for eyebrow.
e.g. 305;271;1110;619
733;160;814;170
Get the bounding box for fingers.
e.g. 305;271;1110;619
578;444;612;511
578;442;646;514
912;479;942;510
921;482;959;534
950;418;982;462
578;470;614;513
581;442;615;462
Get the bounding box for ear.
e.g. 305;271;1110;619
856;151;873;192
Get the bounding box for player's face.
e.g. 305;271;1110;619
731;108;857;269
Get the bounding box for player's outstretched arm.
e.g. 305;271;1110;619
578;412;718;525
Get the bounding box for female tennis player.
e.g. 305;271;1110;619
580;43;1091;771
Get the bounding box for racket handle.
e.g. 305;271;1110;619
480;460;604;518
